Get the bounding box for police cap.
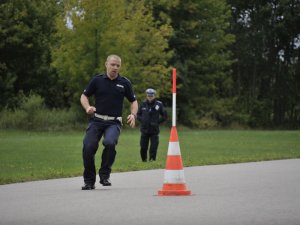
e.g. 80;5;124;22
146;88;156;97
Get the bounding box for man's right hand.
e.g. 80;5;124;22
86;106;96;114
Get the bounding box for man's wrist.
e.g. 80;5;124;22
85;106;91;111
131;113;137;119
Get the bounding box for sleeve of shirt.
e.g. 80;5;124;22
83;77;96;97
159;102;168;123
124;78;136;102
137;102;144;122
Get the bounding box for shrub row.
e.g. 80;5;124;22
0;94;86;131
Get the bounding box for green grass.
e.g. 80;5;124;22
0;128;299;184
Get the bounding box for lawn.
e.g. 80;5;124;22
0;128;299;184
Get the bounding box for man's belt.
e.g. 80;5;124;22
94;113;122;122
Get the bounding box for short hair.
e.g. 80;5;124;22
106;54;121;62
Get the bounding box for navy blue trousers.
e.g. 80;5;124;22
82;119;121;185
140;133;159;161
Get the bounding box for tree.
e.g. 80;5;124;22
153;0;235;127
228;0;300;128
0;0;61;109
52;0;173;109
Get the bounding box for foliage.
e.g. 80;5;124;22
0;0;63;109
228;0;300;128
1;0;299;128
0;93;84;130
151;0;236;127
52;0;173;108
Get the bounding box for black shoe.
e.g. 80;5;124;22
100;178;111;186
81;184;95;190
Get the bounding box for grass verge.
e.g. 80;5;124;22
0;129;299;184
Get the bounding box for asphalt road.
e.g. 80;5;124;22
1;159;300;225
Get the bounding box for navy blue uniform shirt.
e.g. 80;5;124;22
83;74;136;117
137;99;167;134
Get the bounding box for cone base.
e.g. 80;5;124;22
158;190;192;196
157;183;192;196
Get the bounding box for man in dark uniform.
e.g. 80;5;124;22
137;88;167;162
80;54;138;190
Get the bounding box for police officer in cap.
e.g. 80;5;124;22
137;88;167;162
80;54;138;190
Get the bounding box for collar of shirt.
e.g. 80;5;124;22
146;99;156;105
104;73;120;81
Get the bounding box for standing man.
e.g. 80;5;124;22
137;88;167;162
80;54;138;190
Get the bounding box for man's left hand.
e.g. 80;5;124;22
127;114;136;128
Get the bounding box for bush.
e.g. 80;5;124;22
0;93;86;130
0;109;27;128
195;114;219;129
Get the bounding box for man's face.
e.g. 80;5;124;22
105;57;121;79
147;95;155;102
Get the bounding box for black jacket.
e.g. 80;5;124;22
137;99;167;134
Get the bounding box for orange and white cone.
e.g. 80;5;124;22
158;126;191;196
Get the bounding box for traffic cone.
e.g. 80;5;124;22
158;126;192;196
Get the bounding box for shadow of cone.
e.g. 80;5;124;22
158;126;191;196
